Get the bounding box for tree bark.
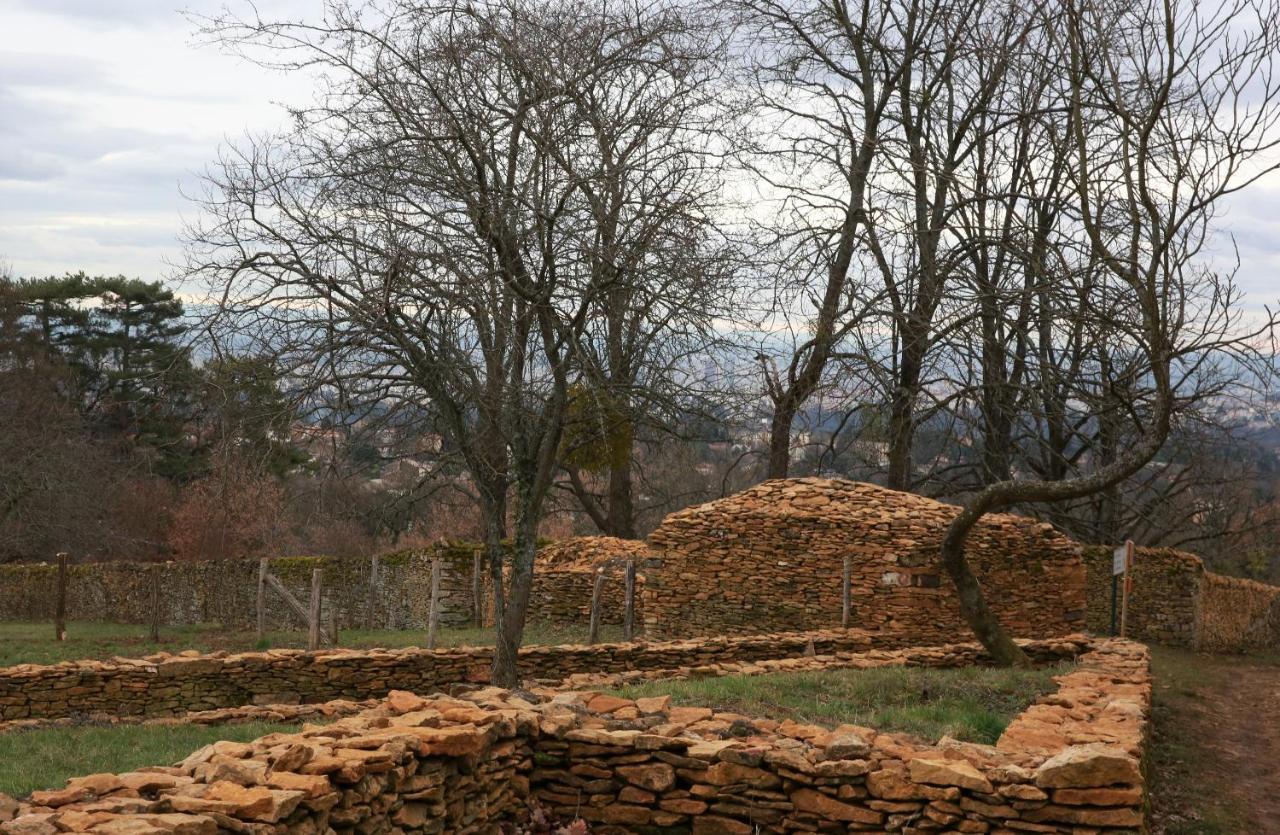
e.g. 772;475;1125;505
766;399;797;479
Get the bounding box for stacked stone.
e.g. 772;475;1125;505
0;634;1091;733
0;699;377;736
523;538;650;627
0;639;1149;835
644;478;1086;640
1081;546;1204;646
1082;544;1280;651
1198;571;1280;652
0;629;918;723
0;546;483;632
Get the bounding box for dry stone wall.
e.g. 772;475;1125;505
0;637;1150;835
0;629;929;723
1198;571;1280;652
1082;545;1280;651
1081;546;1202;646
644;478;1086;641
0;541;634;633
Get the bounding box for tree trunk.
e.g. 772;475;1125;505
606;458;637;539
940;514;1030;666
767;399;797;479
490;512;537;688
885;383;915;491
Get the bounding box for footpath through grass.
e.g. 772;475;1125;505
617;662;1072;745
0;722;301;798
0;620;625;668
1147;645;1280;834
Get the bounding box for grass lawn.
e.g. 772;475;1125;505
0;722;301;798
0;620;625;667
616;661;1073;745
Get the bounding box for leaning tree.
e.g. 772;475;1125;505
187;0;730;685
936;0;1280;664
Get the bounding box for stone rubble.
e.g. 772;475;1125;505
0;639;1150;835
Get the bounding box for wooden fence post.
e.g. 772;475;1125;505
149;564;161;642
55;552;68;642
329;594;339;647
366;554;379;629
588;569;607;645
257;558;268;641
623;560;637;642
841;555;851;628
308;569;322;651
427;556;442;650
472;548;484;628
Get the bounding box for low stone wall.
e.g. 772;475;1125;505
1082;546;1202;646
0;629;929;723
0;549;460;630
1199;571;1280;652
0;542;634;633
0;637;1150;835
1083;545;1280;651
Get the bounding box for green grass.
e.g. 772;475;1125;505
0;620;625;667
616;662;1072;745
0;722;300;799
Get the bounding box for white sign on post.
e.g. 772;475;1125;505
1113;545;1128;576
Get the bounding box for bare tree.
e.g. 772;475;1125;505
937;0;1280;664
188;0;725;684
732;0;921;478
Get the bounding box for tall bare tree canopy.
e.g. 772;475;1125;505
188;0;732;684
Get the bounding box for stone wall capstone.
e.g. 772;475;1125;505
643;478;1087;640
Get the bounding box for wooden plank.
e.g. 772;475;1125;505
841;555;851;628
264;572;331;646
472;548;484;628
149;564;161;642
308;569;322;651
257;559;268;640
623;560;637;642
55;553;68;642
588;569;607;645
366;554;379;629
427;557;442;650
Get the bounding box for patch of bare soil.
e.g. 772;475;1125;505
1149;647;1280;834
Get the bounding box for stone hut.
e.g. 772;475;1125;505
522;536;649;626
642;477;1085;641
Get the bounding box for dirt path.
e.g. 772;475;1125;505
1149;646;1280;834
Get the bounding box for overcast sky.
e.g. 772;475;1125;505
2;0;1279;311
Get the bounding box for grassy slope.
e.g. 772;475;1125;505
0;722;301;799
616;662;1071;746
0;621;625;667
